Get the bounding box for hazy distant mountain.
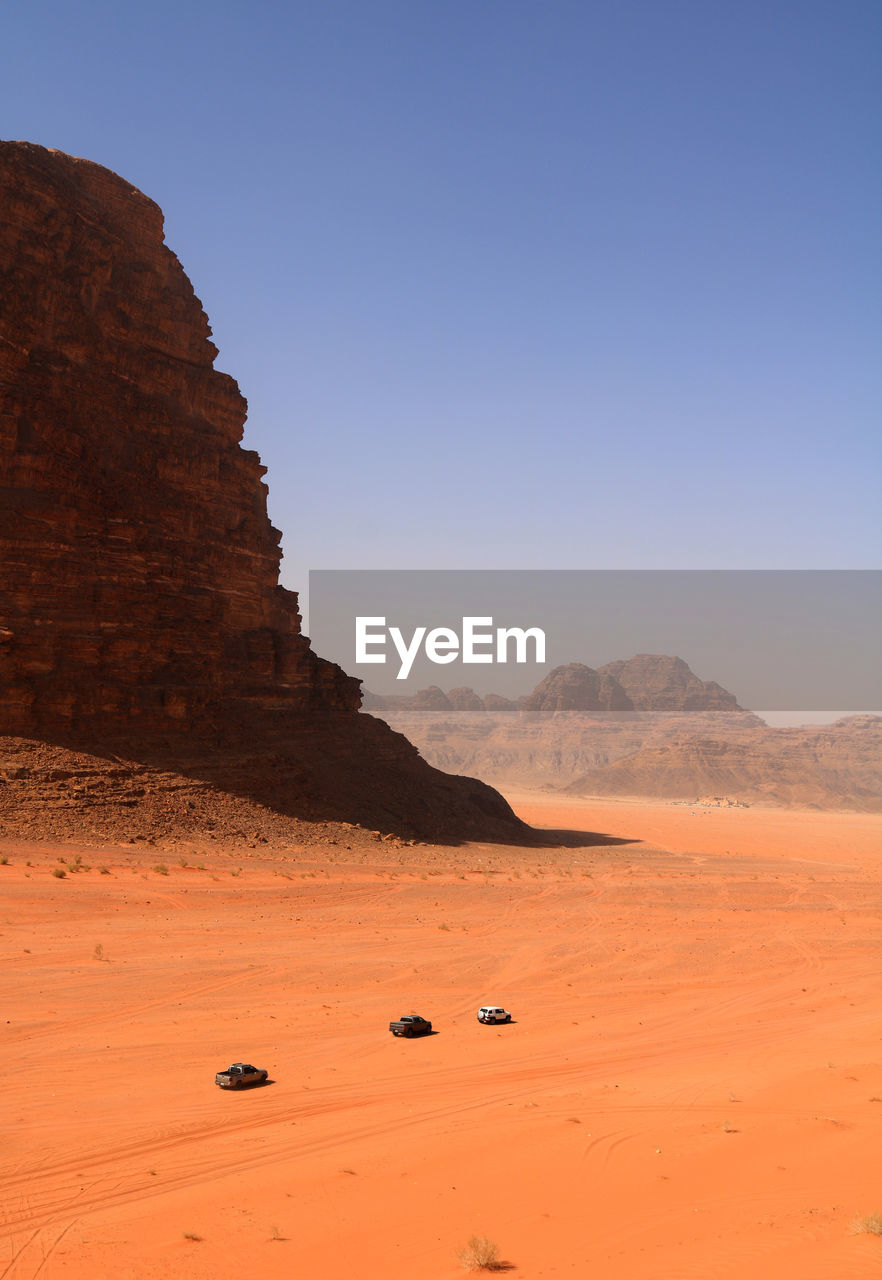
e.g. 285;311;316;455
596;655;741;711
522;663;632;711
565;716;882;811
363;654;740;714
359;660;879;810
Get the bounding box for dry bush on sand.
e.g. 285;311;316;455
851;1212;882;1235
458;1235;503;1271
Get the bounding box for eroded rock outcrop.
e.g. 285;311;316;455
525;657;740;713
0;141;524;843
522;663;633;712
597;655;740;712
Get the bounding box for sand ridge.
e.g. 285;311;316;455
2;795;880;1277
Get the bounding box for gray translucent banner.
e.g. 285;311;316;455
308;570;880;711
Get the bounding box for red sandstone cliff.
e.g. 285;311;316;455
0;141;524;843
0;140;359;733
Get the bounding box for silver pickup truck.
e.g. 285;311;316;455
215;1062;268;1089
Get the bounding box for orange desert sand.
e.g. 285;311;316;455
2;794;880;1279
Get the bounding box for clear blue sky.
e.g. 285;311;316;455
4;1;880;589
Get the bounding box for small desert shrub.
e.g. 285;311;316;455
93;943;105;961
182;1231;203;1242
52;867;66;879
99;866;110;875
851;1212;882;1235
458;1235;502;1271
0;855;9;865
152;864;169;876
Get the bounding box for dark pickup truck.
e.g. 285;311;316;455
215;1062;268;1089
389;1014;433;1038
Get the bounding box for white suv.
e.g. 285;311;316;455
478;1006;512;1024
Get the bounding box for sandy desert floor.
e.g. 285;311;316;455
2;794;880;1279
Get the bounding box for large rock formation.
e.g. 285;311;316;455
522;663;633;712
0;141;524;843
359;664;880;809
354;702;880;811
596;655;740;712
0;140;358;733
366;657;741;716
525;657;740;713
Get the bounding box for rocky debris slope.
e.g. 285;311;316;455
0;141;524;844
0;728;527;847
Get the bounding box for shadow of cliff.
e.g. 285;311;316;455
1;712;643;849
516;826;640;849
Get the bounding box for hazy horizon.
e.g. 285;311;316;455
309;569;881;708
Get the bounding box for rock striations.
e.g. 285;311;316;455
0;141;357;732
0;141;523;843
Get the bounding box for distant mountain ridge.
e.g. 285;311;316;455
564;715;882;811
359;660;881;811
363;655;742;714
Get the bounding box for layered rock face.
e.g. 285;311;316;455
565;715;882;811
0;141;524;842
0;140;359;734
